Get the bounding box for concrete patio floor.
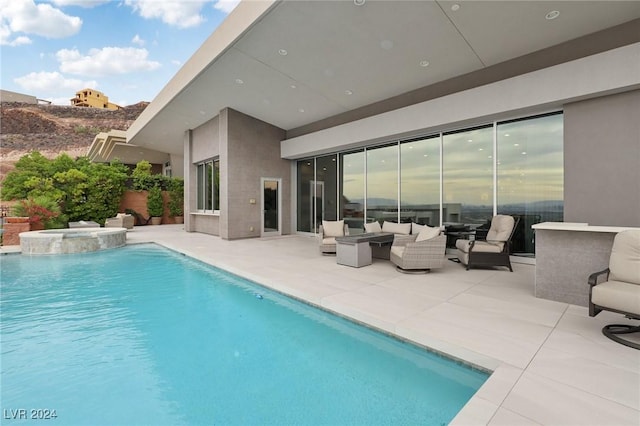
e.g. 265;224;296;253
5;224;639;425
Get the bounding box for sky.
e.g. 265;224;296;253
0;0;240;107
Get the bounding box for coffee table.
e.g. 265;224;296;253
335;232;394;268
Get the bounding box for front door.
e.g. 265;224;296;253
261;178;281;236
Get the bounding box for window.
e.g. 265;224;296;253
196;159;220;212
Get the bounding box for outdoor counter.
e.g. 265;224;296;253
532;222;639;306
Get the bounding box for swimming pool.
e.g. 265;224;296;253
1;244;488;425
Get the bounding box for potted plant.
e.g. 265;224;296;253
168;178;184;224
146;185;165;225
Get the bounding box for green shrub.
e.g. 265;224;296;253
1;151;128;225
147;185;165;217
168;178;184;217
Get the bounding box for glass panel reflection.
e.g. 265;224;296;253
400;136;440;226
340;150;365;234
497;113;563;256
296;159;314;232
443;126;494;226
367;144;399;225
316;155;338;230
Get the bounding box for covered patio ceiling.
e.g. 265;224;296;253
127;0;640;155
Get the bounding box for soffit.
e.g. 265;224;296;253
128;0;640;155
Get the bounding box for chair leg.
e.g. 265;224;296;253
602;324;640;350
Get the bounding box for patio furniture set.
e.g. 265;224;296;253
319;216;640;350
318;214;518;274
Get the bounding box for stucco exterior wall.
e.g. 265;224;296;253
221;108;288;239
187;116;222;235
563;90;640;227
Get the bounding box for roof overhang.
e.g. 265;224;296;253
127;0;640;155
88;129;169;165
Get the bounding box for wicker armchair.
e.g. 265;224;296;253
390;233;447;273
318;220;350;254
105;213;134;229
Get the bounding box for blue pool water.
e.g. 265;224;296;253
1;244;488;425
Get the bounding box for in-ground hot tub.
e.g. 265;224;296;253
19;227;127;255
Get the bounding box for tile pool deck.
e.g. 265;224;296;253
4;225;640;425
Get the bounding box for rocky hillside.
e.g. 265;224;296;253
0;101;148;183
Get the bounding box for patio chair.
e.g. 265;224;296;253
390;226;446;273
588;229;640;350
126;209;151;226
455;215;518;271
318;220;349;254
105;213;134;229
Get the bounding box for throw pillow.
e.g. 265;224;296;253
364;221;382;233
415;225;440;242
411;223;426;234
382;221;411;235
322;220;345;237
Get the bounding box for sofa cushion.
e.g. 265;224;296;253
415;225;440;242
390;245;405;258
322;237;337;245
609;230;640;285
322;220;345;238
486;215;515;242
364;221;382;233
382;221;411;235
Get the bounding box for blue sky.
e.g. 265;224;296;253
0;0;239;106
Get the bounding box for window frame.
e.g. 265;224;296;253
195;158;220;214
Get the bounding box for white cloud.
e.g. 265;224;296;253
213;0;240;14
0;0;82;44
131;34;145;46
14;71;98;95
124;0;209;28
47;0;110;7
56;47;161;76
171;59;181;66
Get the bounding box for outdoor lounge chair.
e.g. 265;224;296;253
390;226;446;273
318;220;349;254
588;229;640;350
126;209;152;226
455;215;518;271
105;213;134;229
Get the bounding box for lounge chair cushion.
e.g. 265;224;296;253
592;280;640;314
382;221;411;235
364;221;382;233
322;237;337;245
608;230;640;285
322;220;345;237
486;215;515;242
415;225;440;242
456;240;504;253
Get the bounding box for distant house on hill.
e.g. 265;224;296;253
71;88;120;110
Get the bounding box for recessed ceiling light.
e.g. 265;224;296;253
521;151;527;155
419;60;430;67
467;139;473;142
380;40;394;50
344;90;353;95
290;84;297;89
504;133;510;137
278;49;288;56
545;10;560;20
354;0;365;5
199;110;206;115
235;78;244;84
451;4;460;11
298;108;305;113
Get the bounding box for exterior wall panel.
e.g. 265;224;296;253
564;90;640;226
224;108;288;239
